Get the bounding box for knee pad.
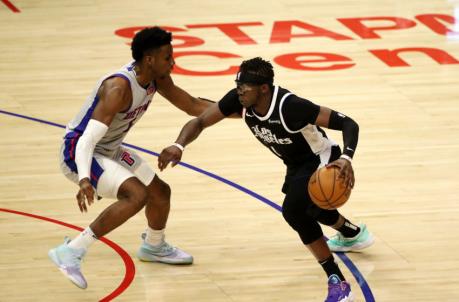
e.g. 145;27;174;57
316;209;340;226
297;221;324;245
282;199;324;245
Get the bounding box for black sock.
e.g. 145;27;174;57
319;255;345;281
337;219;360;238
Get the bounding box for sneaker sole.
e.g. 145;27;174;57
137;250;193;265
48;249;87;289
339;291;355;302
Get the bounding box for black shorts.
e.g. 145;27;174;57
281;145;342;217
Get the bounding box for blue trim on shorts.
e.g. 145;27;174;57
89;158;104;188
62;134;105;189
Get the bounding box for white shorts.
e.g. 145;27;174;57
60;144;155;199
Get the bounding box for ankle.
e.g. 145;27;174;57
145;227;165;246
67;227;97;251
319;255;345;281
336;219;360;238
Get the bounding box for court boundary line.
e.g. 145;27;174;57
0;109;375;302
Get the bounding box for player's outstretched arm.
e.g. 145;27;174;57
158;103;226;171
156;75;215;116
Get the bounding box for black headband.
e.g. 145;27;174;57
235;72;273;85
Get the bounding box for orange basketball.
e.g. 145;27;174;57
307;166;351;210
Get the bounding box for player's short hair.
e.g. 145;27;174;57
238;57;274;85
131;27;172;61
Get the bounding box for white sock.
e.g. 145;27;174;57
145;227;165;246
68;227;98;251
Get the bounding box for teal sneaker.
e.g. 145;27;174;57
327;224;374;252
137;233;193;265
48;237;87;289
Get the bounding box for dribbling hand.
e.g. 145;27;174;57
158;145;183;171
326;158;355;189
76;178;95;212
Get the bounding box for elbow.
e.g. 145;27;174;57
342;117;359;140
351;118;359;134
345;117;359;133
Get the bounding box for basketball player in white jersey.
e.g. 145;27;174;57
158;57;374;302
48;27;215;289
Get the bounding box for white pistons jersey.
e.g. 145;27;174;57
64;61;156;157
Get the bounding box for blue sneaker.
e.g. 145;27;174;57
327;224;374;252
138;233;193;265
48;237;87;289
325;274;354;302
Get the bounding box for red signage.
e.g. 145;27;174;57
115;14;459;75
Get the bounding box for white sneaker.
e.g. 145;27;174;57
137;233;193;264
48;237;87;289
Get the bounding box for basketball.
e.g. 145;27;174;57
307;166;351;210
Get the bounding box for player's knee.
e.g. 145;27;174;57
128;187;148;212
148;177;171;203
118;179;148;211
282;199;324;244
157;180;171;200
298;224;324;245
281;199;298;228
135;186;149;207
282;200;310;230
283;208;324;244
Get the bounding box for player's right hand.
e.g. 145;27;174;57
158;145;183;171
327;158;355;189
76;178;95;212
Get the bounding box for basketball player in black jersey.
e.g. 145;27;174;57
158;57;374;302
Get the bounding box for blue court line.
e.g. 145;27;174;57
0;109;375;302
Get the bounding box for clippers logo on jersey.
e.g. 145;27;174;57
124;100;151;120
251;125;293;145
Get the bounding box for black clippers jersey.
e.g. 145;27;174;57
219;86;337;166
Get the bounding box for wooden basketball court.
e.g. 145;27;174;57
1;0;458;301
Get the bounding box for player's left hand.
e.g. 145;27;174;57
326;158;355;189
158;145;183;171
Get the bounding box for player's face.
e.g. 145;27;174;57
151;44;175;77
236;82;260;108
